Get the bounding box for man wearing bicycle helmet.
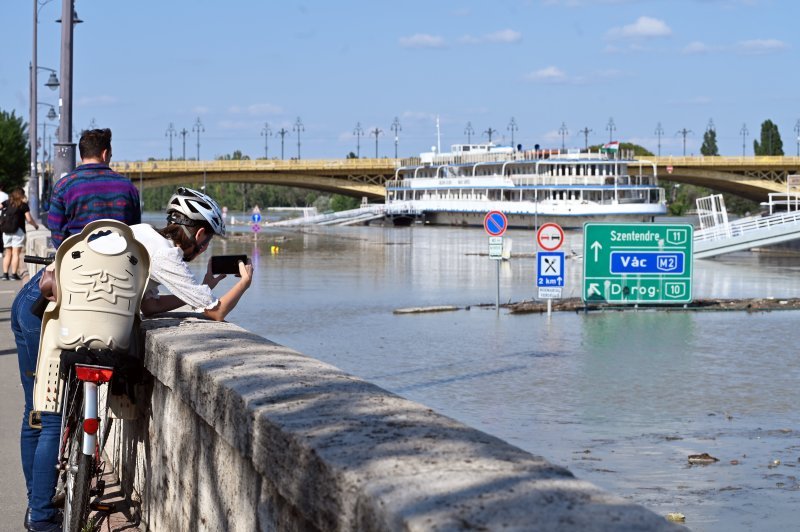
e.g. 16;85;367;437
131;187;253;321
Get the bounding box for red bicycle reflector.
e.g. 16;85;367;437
83;418;99;435
75;365;114;383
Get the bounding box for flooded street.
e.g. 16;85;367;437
189;219;800;531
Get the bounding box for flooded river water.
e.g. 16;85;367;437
189;220;799;531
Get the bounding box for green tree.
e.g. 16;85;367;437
330;194;360;211
0;109;30;189
754;119;784;155
700;129;719;156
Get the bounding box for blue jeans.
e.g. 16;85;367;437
13;270;61;523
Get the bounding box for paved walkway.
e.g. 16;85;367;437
0;278;140;532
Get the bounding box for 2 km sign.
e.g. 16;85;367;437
582;223;693;304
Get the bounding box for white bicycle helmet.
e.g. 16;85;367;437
166;187;226;237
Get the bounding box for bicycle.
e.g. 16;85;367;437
28;220;150;531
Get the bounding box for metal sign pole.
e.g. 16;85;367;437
495;260;500;311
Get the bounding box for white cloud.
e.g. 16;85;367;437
228;103;283;115
192;106;210;115
402;110;438;122
737;39;787;54
217;120;252;130
399;34;446;49
607;16;672;39
76;95;118;107
460;29;522;45
525;66;569;84
683;41;716;54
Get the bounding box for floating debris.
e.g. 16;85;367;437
665;512;686;523
394;305;460;315
768;459;782;469
688;453;719;464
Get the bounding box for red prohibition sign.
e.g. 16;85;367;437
537;223;564;251
484;211;508;236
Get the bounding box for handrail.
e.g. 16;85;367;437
694;209;800;242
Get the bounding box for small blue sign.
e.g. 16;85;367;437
537;251;565;287
483;211;507;236
251;213;262;223
609;252;684;275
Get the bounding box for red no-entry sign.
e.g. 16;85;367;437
537;223;564;251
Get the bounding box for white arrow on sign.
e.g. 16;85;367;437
588;283;601;297
590;241;602;262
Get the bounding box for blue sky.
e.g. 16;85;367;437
2;0;798;162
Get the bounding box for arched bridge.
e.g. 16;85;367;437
110;159;397;201
111;156;800;203
638;155;800;202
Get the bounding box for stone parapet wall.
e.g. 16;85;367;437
106;314;682;531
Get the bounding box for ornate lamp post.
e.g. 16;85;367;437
261;122;271;158
464;122;474;144
558;122;568;150
370;128;383;158
165;123;176;160
277;128;289;160
740;124;749;157
676;128;692;156
179;128;188;160
483;127;497;143
391;117;401;158
606;117;616;143
353;122;363;158
578;127;592;150
654;122;664;156
507;117;518;148
293;117;304;159
192;117;204;160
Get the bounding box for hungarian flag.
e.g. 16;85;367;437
602;141;620;151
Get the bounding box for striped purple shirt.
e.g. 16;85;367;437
47;163;141;248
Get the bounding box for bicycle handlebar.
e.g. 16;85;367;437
24;255;55;266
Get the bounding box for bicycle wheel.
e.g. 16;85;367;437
62;424;93;531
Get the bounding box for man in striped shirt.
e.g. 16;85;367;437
13;128;141;531
47;128;141;246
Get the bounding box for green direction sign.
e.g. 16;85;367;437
583;223;693;304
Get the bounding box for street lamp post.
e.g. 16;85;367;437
192;117;204;161
370;128;382;158
558;122;568;150
391;117;401;158
740;123;749;156
52;0;78;221
464;122;474;144
483;127;497;143
165;123;176;160
794;119;800;157
179;128;188;160
578;127;592;150
606;117;616;143
676;128;692;156
30;0;62;219
261;122;271;158
507;117;518;149
293;117;304;159
277;128;289;160
655;122;664;156
353;122;363;158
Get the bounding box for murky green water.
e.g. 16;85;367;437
184;219;800;532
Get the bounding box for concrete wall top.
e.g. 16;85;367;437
141;314;684;531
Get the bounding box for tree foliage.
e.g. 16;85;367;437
700;129;719;156
0;109;30;190
754;120;784;155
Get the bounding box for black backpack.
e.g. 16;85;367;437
1;200;18;234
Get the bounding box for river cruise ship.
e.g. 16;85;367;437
385;145;666;229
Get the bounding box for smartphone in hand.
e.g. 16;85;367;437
211;255;249;275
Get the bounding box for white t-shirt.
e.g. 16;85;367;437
131;224;219;312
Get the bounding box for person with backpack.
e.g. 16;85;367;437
2;187;39;281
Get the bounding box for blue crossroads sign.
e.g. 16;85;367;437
537;251;565;287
